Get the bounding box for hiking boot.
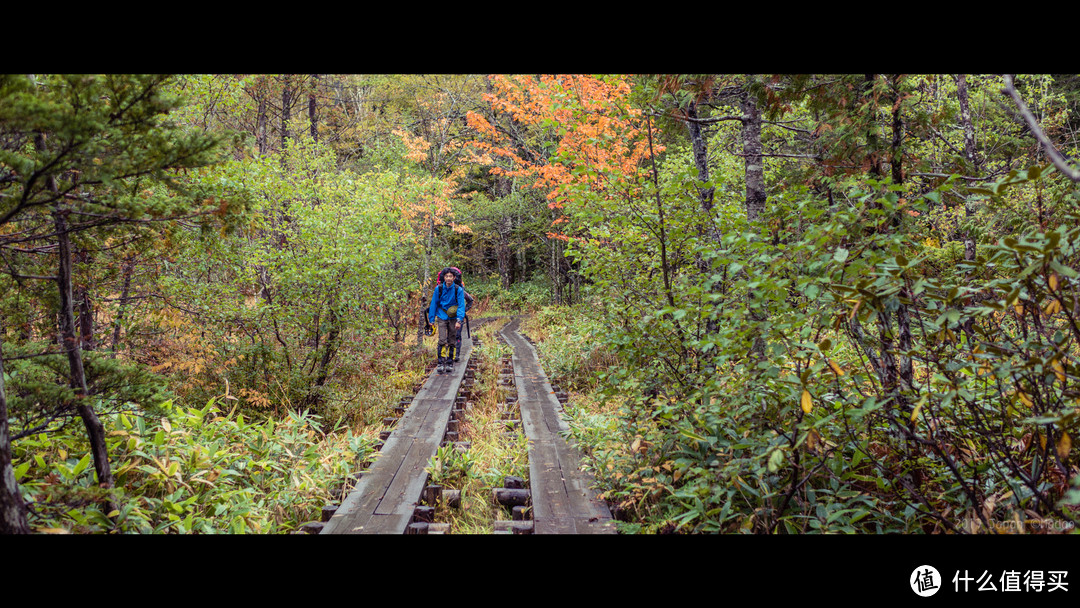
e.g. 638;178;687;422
436;357;445;374
447;360;455;373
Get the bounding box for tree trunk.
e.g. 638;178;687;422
309;74;319;143
954;74;979;264
37;133;116;518
416;218;435;351
496;215;513;290
741;80;767;359
741;85;767;224
75;250;94;352
686;100;716;215
256;82;269;156
54;209;116;512
0;327;30;534
890;75;914;402
304;306;339;413
684;99;722;339
281;75;292;153
109;253;136;357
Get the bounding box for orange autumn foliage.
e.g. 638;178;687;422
466;75;660;239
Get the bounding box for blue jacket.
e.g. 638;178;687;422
429;282;465;323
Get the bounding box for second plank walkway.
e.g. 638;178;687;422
499;318;615;534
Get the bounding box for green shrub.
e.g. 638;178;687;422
14;398;374;533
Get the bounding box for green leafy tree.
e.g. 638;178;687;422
0;74;236;529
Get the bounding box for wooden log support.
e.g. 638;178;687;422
382;417;398;427
379;430;392;441
422;484;443;507
299;521;325;534
413;505;435;523
512;505;531;521
407;522;429;535
493;488;531;507
493;520;533;535
321;504;338;522
504;476;526;489
427;522;451;534
444;489;461;509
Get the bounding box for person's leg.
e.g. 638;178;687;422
447;323;457;372
437;317;451;372
447;329;456;368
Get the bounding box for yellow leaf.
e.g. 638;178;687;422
911;395;927;422
1044;298;1062;315
1052;358;1067;383
1058;432;1072;461
1049;273;1059;291
38;528;71;534
800;389;813;414
1017;391;1033;408
828;359;845;375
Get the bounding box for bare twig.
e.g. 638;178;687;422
1003;74;1080;182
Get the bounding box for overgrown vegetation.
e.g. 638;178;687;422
3;73;1079;535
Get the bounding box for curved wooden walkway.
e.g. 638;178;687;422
498;318;615;534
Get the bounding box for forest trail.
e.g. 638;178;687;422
317;316;612;534
319;325;477;534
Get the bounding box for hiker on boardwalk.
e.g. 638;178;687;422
447;266;474;362
429;267;466;374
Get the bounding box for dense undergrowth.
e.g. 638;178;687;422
524;175;1080;535
11;331;442;533
14;399;373;533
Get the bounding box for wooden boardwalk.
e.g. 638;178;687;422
321;335;473;534
498;318;615;534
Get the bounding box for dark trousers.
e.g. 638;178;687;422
437;317;457;359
